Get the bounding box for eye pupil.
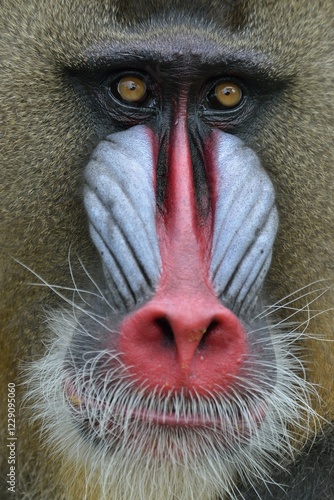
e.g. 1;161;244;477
117;76;147;103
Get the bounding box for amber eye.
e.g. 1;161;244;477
212;81;243;108
117;75;147;103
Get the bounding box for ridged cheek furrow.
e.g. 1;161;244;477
209;131;279;312
84;125;162;307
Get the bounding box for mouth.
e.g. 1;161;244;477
64;380;267;437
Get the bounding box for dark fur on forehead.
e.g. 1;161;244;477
111;0;246;24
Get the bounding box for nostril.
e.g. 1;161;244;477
155;317;175;347
198;320;219;349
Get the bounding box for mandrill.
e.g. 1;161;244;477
0;0;334;499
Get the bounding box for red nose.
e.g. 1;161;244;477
118;291;247;395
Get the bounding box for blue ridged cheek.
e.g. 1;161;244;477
210;132;279;315
84;125;161;309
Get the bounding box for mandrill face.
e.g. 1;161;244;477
1;1;333;499
27;37;314;500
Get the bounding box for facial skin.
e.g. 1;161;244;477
0;1;333;499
